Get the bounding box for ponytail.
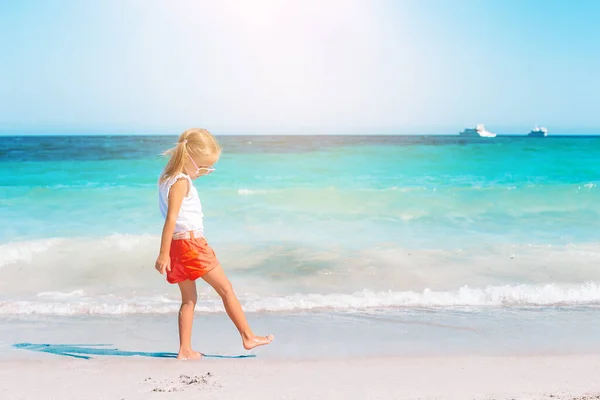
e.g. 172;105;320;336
159;137;189;182
159;129;221;181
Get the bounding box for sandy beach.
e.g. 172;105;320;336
1;311;600;399
2;354;600;399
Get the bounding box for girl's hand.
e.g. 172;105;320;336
155;252;171;275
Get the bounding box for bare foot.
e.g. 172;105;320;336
177;349;202;360
243;334;275;350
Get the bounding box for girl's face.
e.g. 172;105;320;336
185;152;220;180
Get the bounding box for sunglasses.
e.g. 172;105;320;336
189;155;215;176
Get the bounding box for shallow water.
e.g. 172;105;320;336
1;135;600;320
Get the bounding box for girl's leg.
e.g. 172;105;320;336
202;265;274;350
176;279;202;360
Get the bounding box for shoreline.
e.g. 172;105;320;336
3;310;600;361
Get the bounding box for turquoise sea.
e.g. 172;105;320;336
1;135;600;326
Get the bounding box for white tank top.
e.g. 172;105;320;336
158;173;204;235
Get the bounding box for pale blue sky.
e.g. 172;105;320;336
1;0;599;135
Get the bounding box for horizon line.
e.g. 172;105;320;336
2;133;600;138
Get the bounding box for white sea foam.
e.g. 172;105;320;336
36;290;86;298
0;235;156;268
3;236;600;292
1;283;599;315
0;238;64;268
237;188;272;195
245;283;600;310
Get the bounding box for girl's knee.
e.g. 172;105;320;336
181;298;197;307
216;280;234;298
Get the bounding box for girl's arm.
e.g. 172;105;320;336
155;178;188;274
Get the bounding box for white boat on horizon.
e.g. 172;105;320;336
528;126;548;137
459;124;496;138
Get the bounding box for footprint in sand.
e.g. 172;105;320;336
145;373;221;393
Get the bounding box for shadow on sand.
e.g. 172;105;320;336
13;343;256;360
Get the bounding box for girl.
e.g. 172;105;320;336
155;128;274;360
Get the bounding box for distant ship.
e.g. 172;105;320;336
459;124;496;138
528;126;548;137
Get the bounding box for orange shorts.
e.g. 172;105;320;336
167;235;220;284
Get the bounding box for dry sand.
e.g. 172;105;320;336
1;354;600;399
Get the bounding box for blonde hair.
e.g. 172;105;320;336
160;128;221;181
